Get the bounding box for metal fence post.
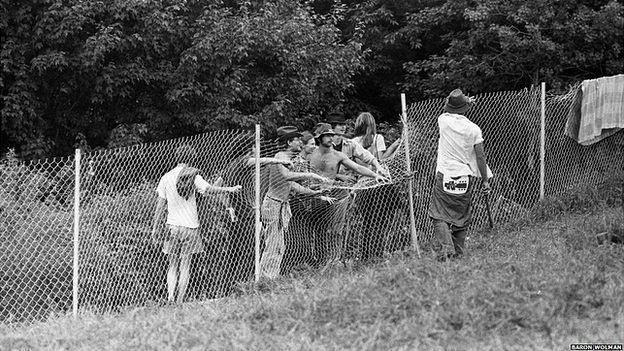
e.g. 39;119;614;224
254;124;261;282
73;148;81;318
540;82;546;200
401;94;421;258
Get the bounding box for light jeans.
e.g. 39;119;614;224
259;196;292;279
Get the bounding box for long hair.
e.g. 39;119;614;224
176;166;200;200
354;112;377;149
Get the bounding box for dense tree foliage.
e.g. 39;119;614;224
1;0;362;156
1;0;622;157
400;0;624;96
335;0;623;120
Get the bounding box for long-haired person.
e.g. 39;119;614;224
353;112;387;161
352;112;402;261
151;145;241;303
353;112;402;163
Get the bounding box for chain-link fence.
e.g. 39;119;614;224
2;86;622;325
399;87;546;240
1;150;75;324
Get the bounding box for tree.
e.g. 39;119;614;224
311;0;623;123
401;0;624;97
1;0;363;157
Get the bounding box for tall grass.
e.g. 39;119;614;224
1;159;621;349
2;203;622;350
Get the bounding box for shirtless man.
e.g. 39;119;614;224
259;126;332;279
308;123;388;266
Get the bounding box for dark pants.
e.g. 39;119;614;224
429;172;475;258
433;219;467;257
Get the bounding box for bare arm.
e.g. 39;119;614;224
202;184;242;194
275;159;330;183
381;138;401;160
244;157;292;167
340;154;386;181
291;181;335;204
351;141;388;176
474;143;491;191
290;181;321;196
196;175;241;194
277;164;326;182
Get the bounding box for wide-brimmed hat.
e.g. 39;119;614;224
277;126;303;141
444;89;473;114
326;111;347;125
314;123;336;139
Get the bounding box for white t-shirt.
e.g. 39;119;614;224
435;113;493;178
352;134;387;159
156;164;210;228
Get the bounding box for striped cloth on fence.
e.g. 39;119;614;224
565;74;624;145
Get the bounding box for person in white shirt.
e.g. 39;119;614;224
152;145;241;303
428;89;493;261
352;112;387;161
352;112;402;163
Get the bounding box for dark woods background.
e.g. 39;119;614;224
2;0;623;158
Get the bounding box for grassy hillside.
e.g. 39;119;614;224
2;206;623;350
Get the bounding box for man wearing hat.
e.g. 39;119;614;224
429;89;493;261
326;111;389;182
309;123;389;266
259;126;331;279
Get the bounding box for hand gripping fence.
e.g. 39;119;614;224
1;85;622;325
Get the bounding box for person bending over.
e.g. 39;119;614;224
152;145;241;303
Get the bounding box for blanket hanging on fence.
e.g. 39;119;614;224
564;74;624;146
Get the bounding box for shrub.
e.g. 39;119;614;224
0;151;74;324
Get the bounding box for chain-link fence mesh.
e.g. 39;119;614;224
254;134;411;279
545;87;624;197
1;150;75;324
398;88;545;242
2;86;622;326
79;130;255;311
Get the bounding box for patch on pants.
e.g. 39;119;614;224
442;174;469;195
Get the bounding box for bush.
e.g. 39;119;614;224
0;151;74;324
